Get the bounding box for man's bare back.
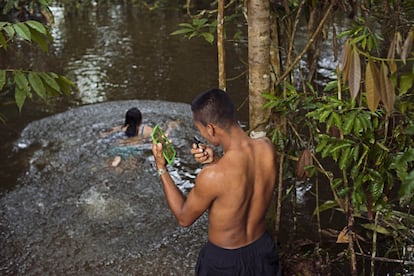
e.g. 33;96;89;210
194;134;276;248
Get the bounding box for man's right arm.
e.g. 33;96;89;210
191;144;216;164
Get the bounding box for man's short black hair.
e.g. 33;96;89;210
191;88;236;129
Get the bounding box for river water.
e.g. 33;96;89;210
0;2;338;275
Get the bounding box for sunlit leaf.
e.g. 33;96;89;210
25;20;47;35
361;223;391;235
40;72;60;91
348;47;361;99
14;71;29;89
339;146;352;170
313;200;338;216
201;32;214;44
28;72;45;98
324;80;337;92
13;22;31;41
4;25;15;38
170;28;194;36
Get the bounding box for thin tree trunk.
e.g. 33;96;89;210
217;0;226;90
247;0;270;135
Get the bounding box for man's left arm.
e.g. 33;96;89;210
152;142;214;227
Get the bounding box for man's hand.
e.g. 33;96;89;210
191;143;214;164
152;142;167;169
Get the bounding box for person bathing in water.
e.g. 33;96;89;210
103;107;153;141
105;107;178;167
101;107;153;167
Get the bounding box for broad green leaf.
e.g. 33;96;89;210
313;200;338;215
323;80;337;92
315;135;329;153
201;32;214;44
353;116;362;135
44;84;60;96
339;146;352;170
14;71;29;89
321;143;333;159
369;181;384;202
0;70;5;90
13;22;31;41
399;73;414;96
361;223;391;235
40;72;60;91
4;25;15;38
343;111;357;134
25;20;47;35
192;18;208;27
177;23;194;29
365;59;380;112
28;72;46;98
319;110;331;122
57;75;76;95
351;144;360;162
338;187;351;197
170;28;194;36
15;85;27;111
30;29;49;52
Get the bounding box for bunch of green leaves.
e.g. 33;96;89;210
0;1;76;113
170;17;217;44
0;20;52;51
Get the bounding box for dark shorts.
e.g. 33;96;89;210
195;231;279;276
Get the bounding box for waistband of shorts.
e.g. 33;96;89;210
206;231;272;253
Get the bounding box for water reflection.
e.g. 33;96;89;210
0;101;207;274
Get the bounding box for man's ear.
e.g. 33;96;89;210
207;123;215;137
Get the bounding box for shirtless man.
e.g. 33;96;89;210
152;88;279;275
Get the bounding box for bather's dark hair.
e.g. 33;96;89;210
191;88;236;129
124;107;142;137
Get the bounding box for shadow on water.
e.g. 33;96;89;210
0;100;207;274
